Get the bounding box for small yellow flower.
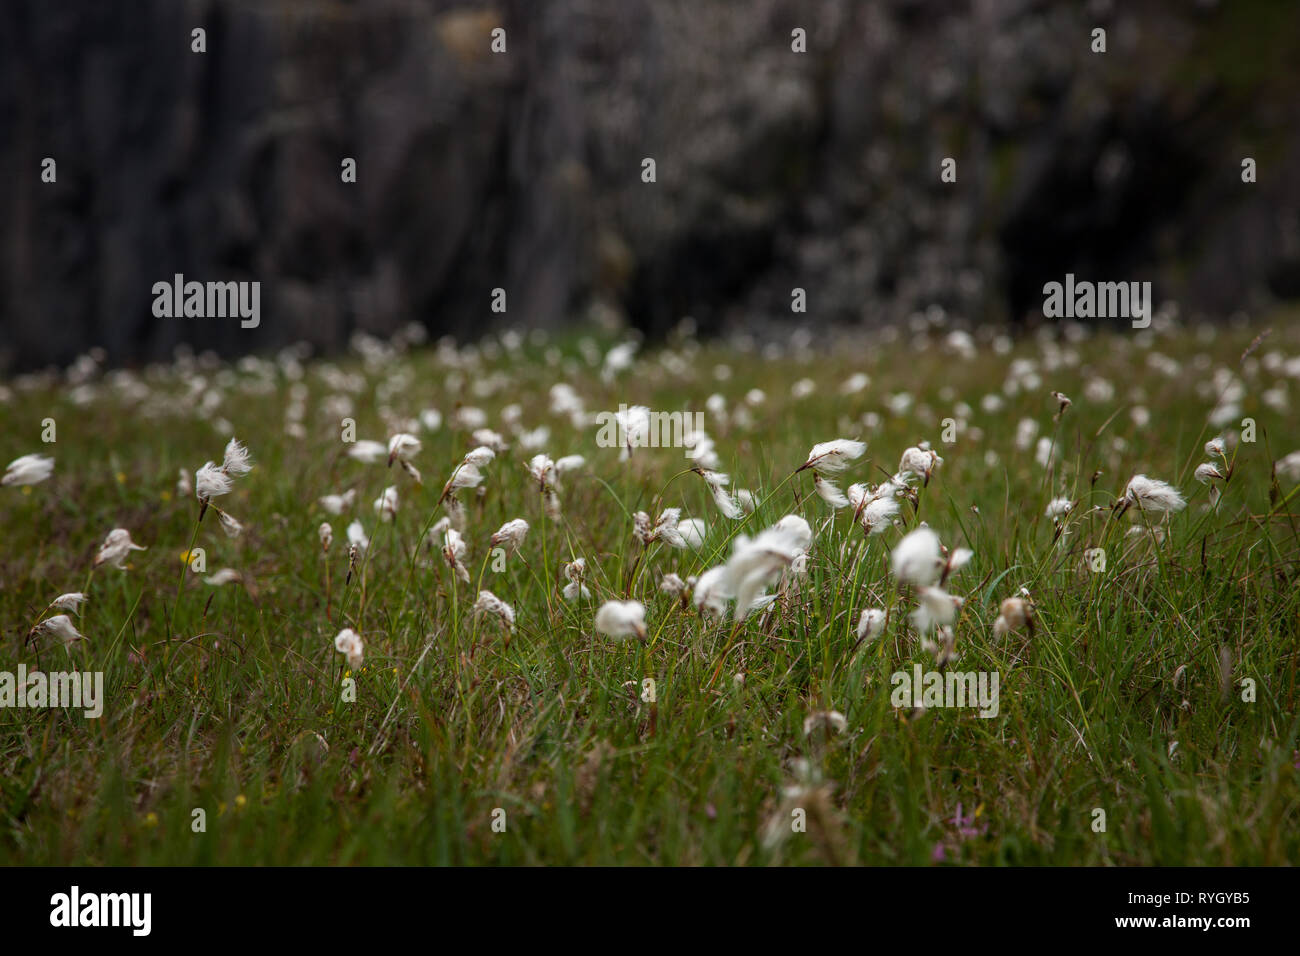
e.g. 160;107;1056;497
161;490;172;502
21;486;31;496
143;812;159;828
234;794;247;809
116;471;127;485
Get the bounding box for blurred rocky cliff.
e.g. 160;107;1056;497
2;0;1299;371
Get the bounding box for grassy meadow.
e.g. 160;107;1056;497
2;312;1299;865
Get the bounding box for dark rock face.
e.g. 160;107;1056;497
2;0;1298;370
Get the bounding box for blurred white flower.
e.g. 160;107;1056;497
800;439;866;474
334;628;364;669
594;600;647;643
39;614;84;645
94;528;147;570
891;527;943;587
3;453;55;487
473;590;515;630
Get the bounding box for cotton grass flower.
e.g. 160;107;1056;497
693;566;730;617
318;489;357;515
720;515;811;618
490;518;530;554
1045;497;1073;520
217;510;244;538
222;438;253;476
346;440;388;464
677;518;707;548
94;528;147;570
562;558;590;601
195;462;233;502
799;439;866;474
439;446;495;503
387;432;421;466
891;527;943;587
814;474;849;509
319;522;333;552
443;528;470;583
1120;475;1186;515
373;485;399;521
473;590;515;631
856;608;886;642
594;600;648;643
3;454;55;487
334;628;364;669
1194;463;1225;484
1275;451;1300;484
910;586;964;634
993;596;1033;637
50;592;89;613
38;614;84;646
347;520;369;553
898;446;942;483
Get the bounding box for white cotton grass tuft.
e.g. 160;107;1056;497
800;439;866;474
319;522;333;552
3;453;55;487
204;568;243;586
334;628;364;669
890;526;944;588
194;437;253;531
386;432;421;466
898;445;942;482
660;572;689;600
442;528;470;583
1273;450;1300;484
490;518;530;554
993;596;1033;637
439;446;496;502
347;520;369;553
856;608;886;643
1045;497;1073;520
373;485;399;521
347;440;388;464
1121;474;1187;515
692;566;729;617
1194;463;1225;485
594;600;648;643
472;590;515;631
813;474;849;509
195;462;233;501
38;614;84;646
802;710;847;737
222;438;254;477
50;592;89;614
677;517;707;548
318;488;357;515
848;483;901;535
217;510;244;538
717;514;811;618
561;558;590;601
910;586;964;634
94;528;147;570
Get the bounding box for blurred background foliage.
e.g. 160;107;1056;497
2;0;1299;371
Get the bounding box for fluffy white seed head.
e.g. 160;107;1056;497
891;527;943;588
594;600;647;642
2;454;55;487
802;439;866;474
